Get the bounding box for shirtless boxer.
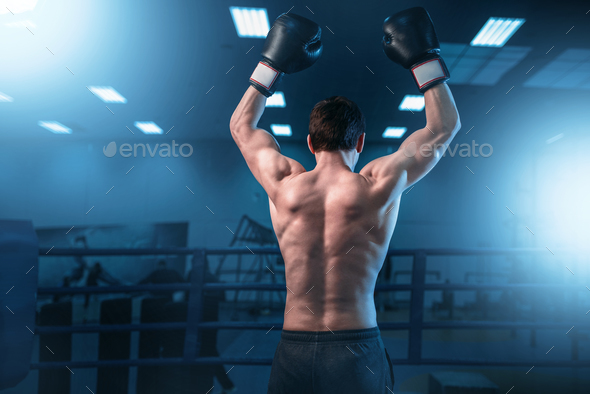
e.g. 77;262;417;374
230;8;460;394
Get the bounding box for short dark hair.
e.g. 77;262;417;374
309;96;365;152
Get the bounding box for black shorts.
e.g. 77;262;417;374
267;327;394;394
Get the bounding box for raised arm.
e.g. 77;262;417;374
360;7;460;191
229;13;322;202
363;83;459;186
230;87;304;202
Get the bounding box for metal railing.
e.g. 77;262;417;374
31;247;590;370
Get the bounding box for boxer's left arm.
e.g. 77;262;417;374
229;13;322;201
230;86;305;202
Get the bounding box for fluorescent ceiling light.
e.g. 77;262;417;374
134;121;163;134
229;7;270;38
88;86;127;103
270;124;292;137
0;0;38;15
38;121;72;134
399;95;425;111
266;92;286;108
471;17;525;47
382;127;407;139
0;92;14;102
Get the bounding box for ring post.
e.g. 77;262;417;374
408;251;427;364
183;249;206;362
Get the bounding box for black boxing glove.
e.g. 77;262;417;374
382;7;450;93
249;13;323;97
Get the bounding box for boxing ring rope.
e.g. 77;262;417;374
31;247;590;370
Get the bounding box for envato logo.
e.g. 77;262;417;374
403;140;493;158
103;141;193;158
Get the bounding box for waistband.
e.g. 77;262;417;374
280;326;380;343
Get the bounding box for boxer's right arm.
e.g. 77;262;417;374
394;83;459;187
360;7;460;193
360;83;459;190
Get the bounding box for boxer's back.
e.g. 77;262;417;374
269;166;402;331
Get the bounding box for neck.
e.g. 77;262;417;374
314;150;357;172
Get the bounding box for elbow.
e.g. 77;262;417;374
230;124;250;147
428;116;460;137
230;123;246;139
450;115;461;134
230;121;243;140
229;110;244;135
442;112;461;136
229;117;239;136
230;118;251;138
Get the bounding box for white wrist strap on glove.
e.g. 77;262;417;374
250;62;281;93
411;58;448;91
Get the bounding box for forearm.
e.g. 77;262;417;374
424;83;460;135
230;86;267;132
231;13;321;134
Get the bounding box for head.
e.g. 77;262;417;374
158;260;167;268
308;96;366;164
